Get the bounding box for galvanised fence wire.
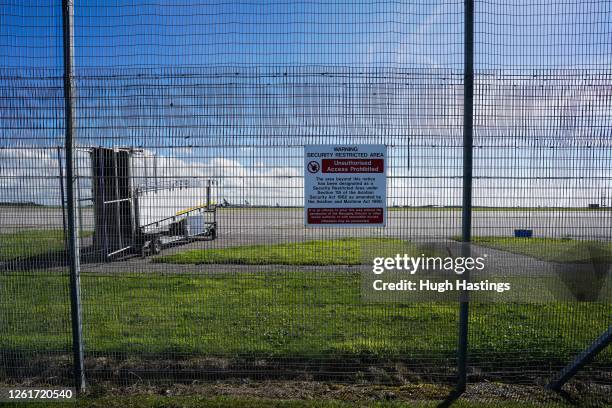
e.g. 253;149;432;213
0;0;610;396
469;0;611;386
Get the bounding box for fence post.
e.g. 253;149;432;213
62;0;86;392
57;147;68;248
441;1;474;406
459;0;474;393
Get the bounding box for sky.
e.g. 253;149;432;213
0;0;611;207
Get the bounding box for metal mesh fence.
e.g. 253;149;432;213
0;0;610;399
470;0;611;386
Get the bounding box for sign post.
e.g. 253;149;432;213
304;144;386;227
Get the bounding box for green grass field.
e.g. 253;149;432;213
466;237;612;263
0;229;92;262
153;238;423;265
1;235;610;390
155;236;612;266
146;237;612;302
1;271;609;362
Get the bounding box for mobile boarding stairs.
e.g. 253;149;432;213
90;147;217;258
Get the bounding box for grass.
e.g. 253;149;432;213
153;238;420;265
1;271;610;362
465;237;612;264
0;229;92;262
2;236;609;359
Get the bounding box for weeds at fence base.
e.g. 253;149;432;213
2;353;610;388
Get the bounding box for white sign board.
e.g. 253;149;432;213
304;144;386;227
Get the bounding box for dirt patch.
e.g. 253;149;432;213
74;380;612;406
2;354;611;405
3;353;610;386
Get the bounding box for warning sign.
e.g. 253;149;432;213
304;144;387;227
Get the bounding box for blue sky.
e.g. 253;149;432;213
2;0;610;70
0;0;610;207
1;0;462;69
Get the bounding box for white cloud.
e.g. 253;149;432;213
1;68;611;209
1;140;610;209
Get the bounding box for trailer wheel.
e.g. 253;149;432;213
141;242;149;258
210;227;217;240
151;236;163;255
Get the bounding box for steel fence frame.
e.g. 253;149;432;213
0;0;610;402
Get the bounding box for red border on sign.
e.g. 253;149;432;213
321;159;384;173
307;208;383;224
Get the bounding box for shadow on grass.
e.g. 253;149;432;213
0;245;109;272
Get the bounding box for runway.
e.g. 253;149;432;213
2;207;610;247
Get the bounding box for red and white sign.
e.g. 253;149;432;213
304;144;386;227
